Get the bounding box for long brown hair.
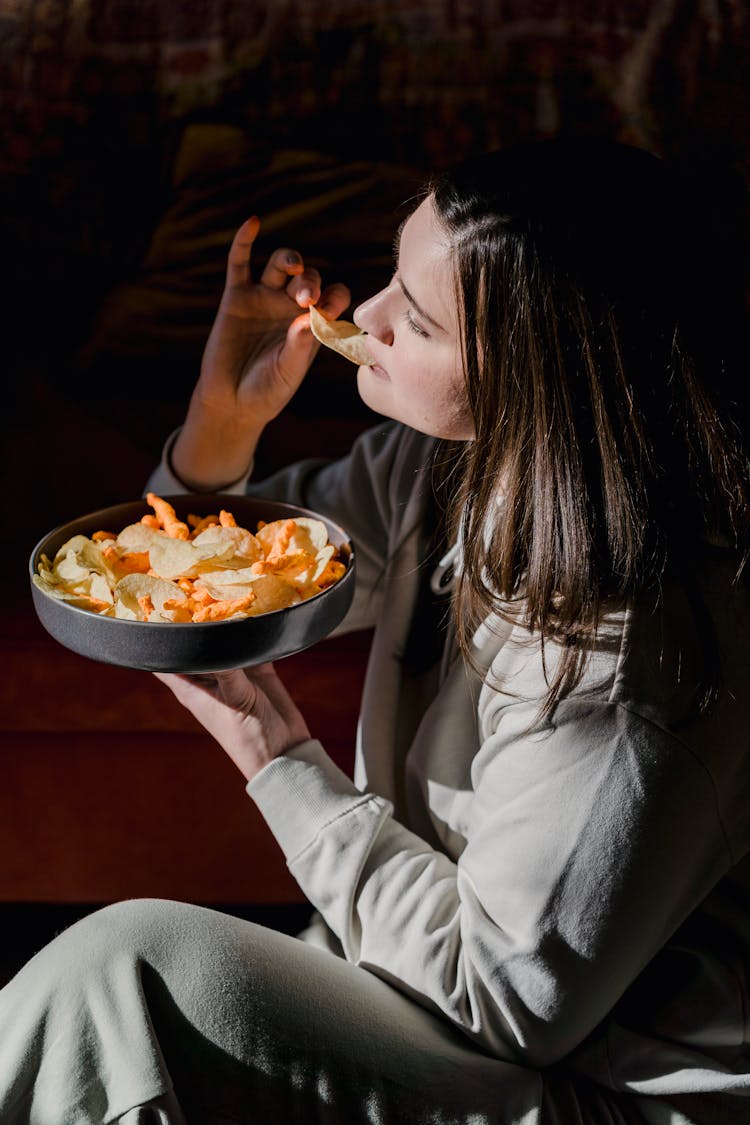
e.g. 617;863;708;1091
430;140;750;719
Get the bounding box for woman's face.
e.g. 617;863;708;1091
353;196;474;441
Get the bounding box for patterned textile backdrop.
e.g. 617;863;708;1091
0;0;747;428
3;1;749;169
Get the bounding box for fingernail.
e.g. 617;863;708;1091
298;287;312;303
287;252;302;265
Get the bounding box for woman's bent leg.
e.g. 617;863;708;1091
0;897;547;1124
0;900;191;1124
1;896;709;1124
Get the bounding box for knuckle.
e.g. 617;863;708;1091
320;283;350;305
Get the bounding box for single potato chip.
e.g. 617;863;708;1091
32;573;113;613
191;524;262;565
116;522;165;553
292;517;329;552
245;574;302;615
148;535;234;581
115;573;188;622
195;566;258;587
195;580;255;602
308;304;373;367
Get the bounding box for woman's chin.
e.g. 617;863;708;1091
357;366;386;403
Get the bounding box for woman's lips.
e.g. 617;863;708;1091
367;362;390;380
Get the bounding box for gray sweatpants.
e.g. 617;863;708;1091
0;898;731;1124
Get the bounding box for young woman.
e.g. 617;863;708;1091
2;140;749;1124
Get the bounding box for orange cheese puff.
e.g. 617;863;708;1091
122;551;152;575
141;514;161;529
162;598;194;623
146;493;189;540
250;550;306;576
265;519;296;560
103;546;151;576
316;559;347;588
85;596;112;613
137;595;154;620
187;513;220;537
183;602;203;620
177;588;215;618
189;587;214;605
92;530;117;542
192;593;256;623
219;509;237;527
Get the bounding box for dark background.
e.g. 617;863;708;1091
1;0;748;974
3;0;749;552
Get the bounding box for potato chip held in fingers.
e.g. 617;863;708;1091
308;303;374;366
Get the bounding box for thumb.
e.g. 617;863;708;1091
215;668;261;712
276;311;319;385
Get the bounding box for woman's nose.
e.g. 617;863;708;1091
353;288;394;347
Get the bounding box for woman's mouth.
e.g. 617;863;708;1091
366;362;390;380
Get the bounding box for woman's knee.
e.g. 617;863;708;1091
21;898;193;988
77;896;197;946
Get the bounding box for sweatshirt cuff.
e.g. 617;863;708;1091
246;739;371;861
144;427;254;497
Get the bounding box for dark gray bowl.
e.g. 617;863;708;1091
29;494;355;672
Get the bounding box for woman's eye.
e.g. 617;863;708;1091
404;311;430;339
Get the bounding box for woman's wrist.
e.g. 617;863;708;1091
170;396;265;492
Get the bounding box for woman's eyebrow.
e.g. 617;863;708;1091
398;277;444;331
392;211;445;331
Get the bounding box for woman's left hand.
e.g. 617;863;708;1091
154;664;311;783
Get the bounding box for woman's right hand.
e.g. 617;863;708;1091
171;216;351;491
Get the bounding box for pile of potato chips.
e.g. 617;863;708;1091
33;494;346;624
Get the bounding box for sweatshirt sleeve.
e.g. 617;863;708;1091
247;702;733;1066
145;428;255;496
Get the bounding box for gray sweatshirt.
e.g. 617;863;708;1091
149;420;750;1097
